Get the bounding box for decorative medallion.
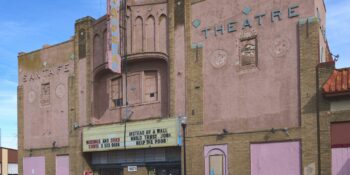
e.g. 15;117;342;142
55;84;65;98
269;36;290;58
210;50;228;69
28;91;36;103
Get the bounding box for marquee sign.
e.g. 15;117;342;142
107;0;122;73
82;118;181;152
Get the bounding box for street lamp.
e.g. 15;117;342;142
180;116;187;175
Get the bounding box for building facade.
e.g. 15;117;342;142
17;0;350;175
0;148;18;175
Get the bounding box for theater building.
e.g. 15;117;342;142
17;0;350;175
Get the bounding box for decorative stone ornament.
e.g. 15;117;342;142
269;36;290;58
55;84;65;98
28;91;36;103
210;50;228;69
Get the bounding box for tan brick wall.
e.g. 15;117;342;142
168;0;176;117
17;86;24;175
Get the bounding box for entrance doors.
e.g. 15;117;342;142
155;167;181;175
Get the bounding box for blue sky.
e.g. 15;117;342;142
0;0;106;149
0;0;348;149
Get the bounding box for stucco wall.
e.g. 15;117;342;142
191;0;315;133
18;41;74;149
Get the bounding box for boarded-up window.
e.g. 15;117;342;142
331;122;350;148
331;122;350;175
111;77;123;107
40;83;50;106
209;155;224;175
144;71;158;103
250;141;301;175
332;147;350;175
56;156;69;175
127;73;142;104
23;157;45;175
204;145;227;175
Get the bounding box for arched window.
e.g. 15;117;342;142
79;29;86;59
103;29;108;61
133;16;143;53
145;15;155;52
126;7;132;54
204;145;228;175
159;14;167;53
93;34;103;67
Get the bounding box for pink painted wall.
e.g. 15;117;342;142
19;41;74;149
56;155;69;175
332;147;350;175
23;157;45;175
250;141;301;175
191;0;316;133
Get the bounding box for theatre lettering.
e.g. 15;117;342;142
199;5;300;39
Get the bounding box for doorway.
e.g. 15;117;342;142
99;168;123;175
155;167;181;175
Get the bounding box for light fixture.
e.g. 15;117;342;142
73;123;79;129
180;116;188;127
123;107;133;121
283;128;290;137
179;115;188;175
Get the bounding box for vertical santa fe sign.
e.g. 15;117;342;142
107;0;122;73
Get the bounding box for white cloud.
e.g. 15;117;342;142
1;134;18;149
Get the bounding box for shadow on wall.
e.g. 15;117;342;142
94;70;111;119
302;94;317;114
338;159;350;175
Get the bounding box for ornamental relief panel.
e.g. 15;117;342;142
130;3;168;54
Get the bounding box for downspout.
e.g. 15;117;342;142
316;63;321;175
122;0;128;151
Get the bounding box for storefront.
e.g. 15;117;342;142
83;118;182;175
